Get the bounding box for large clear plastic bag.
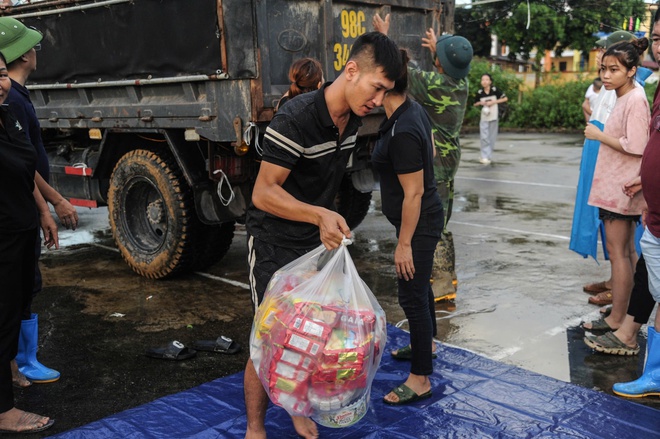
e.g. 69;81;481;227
250;240;386;428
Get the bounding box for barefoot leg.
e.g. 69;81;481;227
291;416;318;439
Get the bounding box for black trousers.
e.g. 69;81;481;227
0;229;37;413
395;209;443;376
628;254;656;324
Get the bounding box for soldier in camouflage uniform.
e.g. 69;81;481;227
374;13;472;301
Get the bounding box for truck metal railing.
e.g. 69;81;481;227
10;0;131;19
28;74;230;90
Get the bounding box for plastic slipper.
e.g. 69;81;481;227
584;332;640;356
583;281;609;294
600;305;612;317
383;384;432;406
588;290;612;306
581;317;613;332
145;340;196;361
391;345;437;361
192;335;241;354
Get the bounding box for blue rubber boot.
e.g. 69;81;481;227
613;327;660;398
15;313;60;383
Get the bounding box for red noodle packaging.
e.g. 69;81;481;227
250;242;386;428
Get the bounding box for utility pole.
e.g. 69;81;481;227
440;0;456;34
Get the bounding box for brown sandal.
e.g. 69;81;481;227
583;281;609;294
588;290;612;306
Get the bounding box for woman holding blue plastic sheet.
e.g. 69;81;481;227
372;49;443;406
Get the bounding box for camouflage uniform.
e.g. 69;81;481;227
407;66;469;299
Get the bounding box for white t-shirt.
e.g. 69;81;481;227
590;82;642;124
586;87;601;113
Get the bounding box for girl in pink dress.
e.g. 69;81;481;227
583;38;651;332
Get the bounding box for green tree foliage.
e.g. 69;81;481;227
560;0;648;55
493;2;565;70
459;0;648;64
455;7;493;57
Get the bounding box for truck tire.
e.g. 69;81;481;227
192;221;235;271
108;149;231;278
335;176;372;230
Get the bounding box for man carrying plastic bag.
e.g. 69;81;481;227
250;241;386;428
242;32;402;439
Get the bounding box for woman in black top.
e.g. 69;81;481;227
0;51;56;434
372;49;443;405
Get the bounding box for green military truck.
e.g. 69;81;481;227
5;0;442;278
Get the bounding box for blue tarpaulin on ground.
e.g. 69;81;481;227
53;325;660;438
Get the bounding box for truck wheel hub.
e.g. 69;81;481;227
147;199;164;225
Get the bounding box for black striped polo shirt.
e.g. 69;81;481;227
245;82;362;248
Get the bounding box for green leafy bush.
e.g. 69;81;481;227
505;79;590;129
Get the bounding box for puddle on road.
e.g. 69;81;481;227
454;192;571;221
41;246;252;333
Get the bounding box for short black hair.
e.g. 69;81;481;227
348;31;402;82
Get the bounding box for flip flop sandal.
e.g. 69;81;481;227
0;413;54;434
192;336;241;354
583;281;609;294
600;305;612;317
581;317;613;332
383;384;432;406
145;340;196;361
12;370;31;389
390;345;437;361
584;332;640;356
588;290;613;306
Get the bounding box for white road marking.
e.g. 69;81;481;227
451;221;570;241
91;243;119;252
456;176;574;189
195;271;250;290
489;316;587;361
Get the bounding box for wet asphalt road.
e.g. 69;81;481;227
14;131;660;437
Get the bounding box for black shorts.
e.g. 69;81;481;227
598;208;640;223
246;234;316;314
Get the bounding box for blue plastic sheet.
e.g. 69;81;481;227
52;324;660;438
569;120;607;262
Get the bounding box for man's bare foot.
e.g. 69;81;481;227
10;360;31;388
0;408;53;433
291;415;318;439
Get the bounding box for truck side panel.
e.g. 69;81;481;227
257;0;438;125
25;0;224;83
